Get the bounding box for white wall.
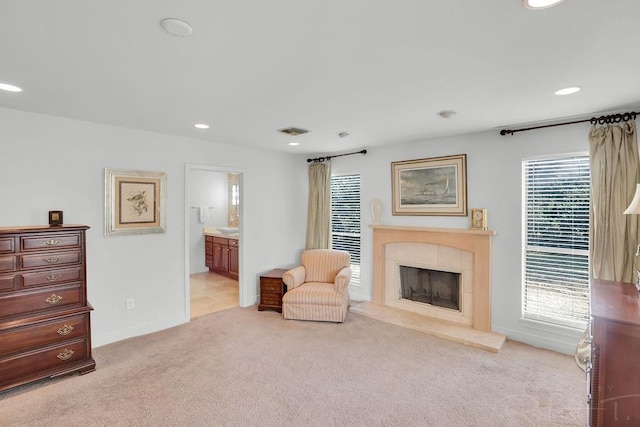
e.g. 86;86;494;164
331;123;593;354
0;107;307;347
1;104;601;355
188;170;228;274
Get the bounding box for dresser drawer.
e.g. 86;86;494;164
0;275;17;292
0;284;83;318
0;238;15;254
0;256;16;272
20;233;82;252
21;251;82;270
21;267;83;288
229;239;239;247
0;338;88;387
0;313;88;357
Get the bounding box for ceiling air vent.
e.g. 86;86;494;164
278;127;309;136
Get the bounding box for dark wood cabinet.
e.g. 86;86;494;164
228;239;239;277
205;236;213;268
258;268;288;313
589;279;640;426
0;225;95;392
205;235;238;279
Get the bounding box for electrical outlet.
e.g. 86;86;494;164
126;298;135;310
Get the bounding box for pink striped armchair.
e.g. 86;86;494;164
282;249;352;322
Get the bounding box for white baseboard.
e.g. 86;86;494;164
492;324;581;355
92;314;185;348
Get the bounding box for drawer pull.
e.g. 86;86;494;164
44;239;62;246
57;324;74;336
45;294;63;305
46;274;62;282
57;349;74;360
43;257;61;264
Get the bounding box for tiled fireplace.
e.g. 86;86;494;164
370;225;495;333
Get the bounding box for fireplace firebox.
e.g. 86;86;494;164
399;265;461;311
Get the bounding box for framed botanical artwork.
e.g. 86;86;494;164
104;168;167;236
391;154;467;216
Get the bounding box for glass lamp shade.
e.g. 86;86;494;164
624;184;640;214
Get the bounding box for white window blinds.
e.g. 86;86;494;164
522;155;590;328
331;174;361;286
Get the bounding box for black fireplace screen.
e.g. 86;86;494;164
399;265;460;311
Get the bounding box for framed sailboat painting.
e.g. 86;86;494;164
391;154;467;216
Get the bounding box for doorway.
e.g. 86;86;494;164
184;164;243;321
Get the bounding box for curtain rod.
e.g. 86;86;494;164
499;111;638;136
307;149;367;163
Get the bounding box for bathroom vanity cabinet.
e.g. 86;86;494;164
205;235;238;279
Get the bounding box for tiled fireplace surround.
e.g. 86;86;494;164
351;225;505;351
368;225;496;334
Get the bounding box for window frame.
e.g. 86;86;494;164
521;152;590;330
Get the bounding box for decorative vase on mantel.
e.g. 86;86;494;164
371;197;383;224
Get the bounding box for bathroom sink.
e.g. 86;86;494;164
217;227;239;234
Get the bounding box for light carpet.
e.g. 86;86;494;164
0;307;585;426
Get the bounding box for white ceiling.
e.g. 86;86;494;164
1;0;639;155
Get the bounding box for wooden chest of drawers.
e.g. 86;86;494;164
0;225;95;392
588;279;640;426
258;268;288;313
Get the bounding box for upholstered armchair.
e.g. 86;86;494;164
282;249;352;323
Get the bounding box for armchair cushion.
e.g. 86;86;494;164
301;249;350;283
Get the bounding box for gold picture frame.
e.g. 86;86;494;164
391;154;467;216
104;168;167;236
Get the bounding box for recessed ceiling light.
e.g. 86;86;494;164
523;0;565;10
438;110;456;119
288;142;300;146
0;82;22;92
554;86;581;96
194;123;210;129
337;131;351;138
161;18;193;37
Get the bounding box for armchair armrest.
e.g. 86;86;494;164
334;267;352;292
283;266;306;289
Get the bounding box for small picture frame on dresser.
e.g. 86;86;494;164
48;210;63;226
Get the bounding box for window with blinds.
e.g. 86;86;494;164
522;154;590;328
331;174;361;286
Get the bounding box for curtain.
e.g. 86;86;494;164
589;120;639;282
305;161;331;249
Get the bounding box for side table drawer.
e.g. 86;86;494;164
261;281;283;294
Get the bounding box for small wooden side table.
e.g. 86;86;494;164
258;268;288;313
